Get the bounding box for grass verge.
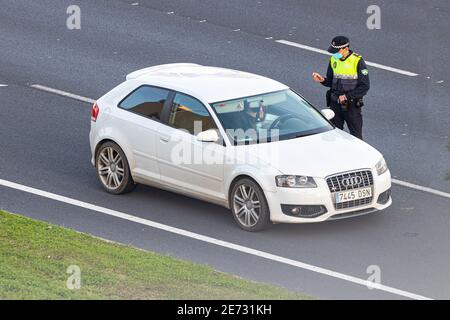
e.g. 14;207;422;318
0;210;310;299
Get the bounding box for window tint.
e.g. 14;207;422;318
169;93;217;135
119;86;170;120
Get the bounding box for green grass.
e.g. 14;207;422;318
0;210;310;300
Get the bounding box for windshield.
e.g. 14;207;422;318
211;89;333;144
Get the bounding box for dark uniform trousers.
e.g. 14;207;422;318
329;99;363;140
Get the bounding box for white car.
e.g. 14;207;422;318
89;63;392;231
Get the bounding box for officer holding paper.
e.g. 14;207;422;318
312;36;370;140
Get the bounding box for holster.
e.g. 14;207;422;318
348;97;364;108
355;97;364;108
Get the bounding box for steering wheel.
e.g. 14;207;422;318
269;114;297;130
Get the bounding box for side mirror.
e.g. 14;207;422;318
197;129;219;142
321;109;335;120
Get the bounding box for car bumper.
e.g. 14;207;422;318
266;169;392;223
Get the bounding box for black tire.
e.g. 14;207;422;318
230;178;271;231
95;141;136;194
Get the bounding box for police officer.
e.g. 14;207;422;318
312;36;370;140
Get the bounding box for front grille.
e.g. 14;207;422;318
335;197;373;209
326;170;373;192
326;170;374;210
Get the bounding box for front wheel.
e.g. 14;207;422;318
230;178;271;231
95;142;136;194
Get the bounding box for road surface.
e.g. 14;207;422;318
0;0;449;299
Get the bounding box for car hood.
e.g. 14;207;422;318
242;129;382;178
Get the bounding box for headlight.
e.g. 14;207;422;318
375;158;388;175
275;175;317;188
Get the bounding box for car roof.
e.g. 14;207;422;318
126;63;289;103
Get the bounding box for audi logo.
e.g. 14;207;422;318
341;176;362;187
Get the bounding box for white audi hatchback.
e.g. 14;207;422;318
89;63;392;231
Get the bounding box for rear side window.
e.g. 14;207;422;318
119;86;170;120
169;93;217;135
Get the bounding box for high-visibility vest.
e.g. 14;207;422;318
330;52;362;93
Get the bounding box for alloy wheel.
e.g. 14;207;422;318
232;184;261;227
97;147;125;190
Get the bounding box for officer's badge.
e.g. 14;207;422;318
361;69;369;75
333;61;337;68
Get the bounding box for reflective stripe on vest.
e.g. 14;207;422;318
330;53;361;92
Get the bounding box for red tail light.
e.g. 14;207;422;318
91;102;99;121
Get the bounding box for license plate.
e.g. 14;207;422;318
335;187;372;203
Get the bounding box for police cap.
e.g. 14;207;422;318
328;36;350;54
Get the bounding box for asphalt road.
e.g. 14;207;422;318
0;0;449;299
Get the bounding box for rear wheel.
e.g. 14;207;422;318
230;178;271;231
96;142;136;194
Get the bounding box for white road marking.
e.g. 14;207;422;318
27;83;449;200
0;178;433;300
0;84;8;87
392;179;450;199
30;84;96;104
275;39;419;77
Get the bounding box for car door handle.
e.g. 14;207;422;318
160;136;170;143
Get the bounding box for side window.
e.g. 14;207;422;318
119;86;170;121
169;93;217;135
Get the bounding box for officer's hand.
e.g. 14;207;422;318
312;72;324;83
338;95;347;104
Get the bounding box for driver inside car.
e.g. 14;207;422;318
223;100;267;143
242;100;266;131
